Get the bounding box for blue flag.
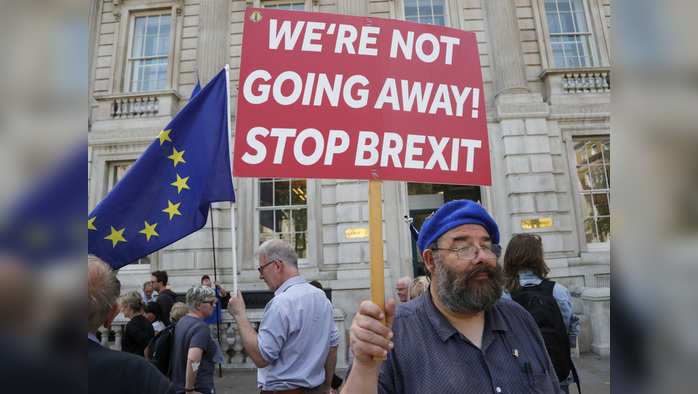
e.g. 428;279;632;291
88;68;235;269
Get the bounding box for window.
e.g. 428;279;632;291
544;0;594;68
573;137;609;244
263;1;305;10
127;12;171;92
258;178;308;259
107;161;134;189
404;0;448;26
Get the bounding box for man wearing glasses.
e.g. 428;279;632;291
228;239;339;394
342;200;560;394
395;277;411;303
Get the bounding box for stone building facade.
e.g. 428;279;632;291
89;0;611;360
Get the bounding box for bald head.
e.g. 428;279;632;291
396;277;411;302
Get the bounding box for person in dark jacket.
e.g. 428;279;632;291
152;270;177;323
120;291;155;357
88;259;174;394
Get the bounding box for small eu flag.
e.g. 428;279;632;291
88;67;235;270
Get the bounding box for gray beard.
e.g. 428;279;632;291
434;262;503;314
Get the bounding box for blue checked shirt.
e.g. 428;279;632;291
375;290;560;394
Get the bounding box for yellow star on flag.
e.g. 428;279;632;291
162;200;182;220
104;226;127;247
88;217;97;231
157;129;172;146
170;174;191;194
139;221;159;241
167;147;186;167
157;129;172;145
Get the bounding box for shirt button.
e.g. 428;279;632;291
495;387;502;393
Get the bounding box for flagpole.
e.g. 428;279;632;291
224;64;239;295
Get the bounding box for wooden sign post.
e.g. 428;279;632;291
369;179;387;360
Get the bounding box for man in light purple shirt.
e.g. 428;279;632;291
228;239;339;394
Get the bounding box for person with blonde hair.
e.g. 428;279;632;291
120;290;154;357
408;276;430;300
169;302;188;325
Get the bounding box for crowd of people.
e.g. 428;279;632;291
88;199;580;394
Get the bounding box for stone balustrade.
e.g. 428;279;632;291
99;307;348;369
111;95;160;118
561;70;610;93
540;67;611;104
92;90;182;121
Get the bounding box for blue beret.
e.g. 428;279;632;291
417;200;499;253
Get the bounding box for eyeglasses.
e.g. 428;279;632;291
201;300;216;306
396;287;407;292
431;244;502;260
257;259;278;274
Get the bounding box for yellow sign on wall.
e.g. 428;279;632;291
521;217;553;229
345;228;369;239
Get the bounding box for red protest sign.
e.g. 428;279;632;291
233;8;490;185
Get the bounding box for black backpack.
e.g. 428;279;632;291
146;324;175;377
511;280;580;391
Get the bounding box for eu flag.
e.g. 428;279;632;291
88;67;235;269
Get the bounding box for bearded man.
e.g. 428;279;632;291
343;200;560;394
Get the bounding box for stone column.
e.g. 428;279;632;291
198;0;230;82
483;0;529;96
582;287;610;356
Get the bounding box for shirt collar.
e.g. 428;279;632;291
88;332;100;345
274;275;306;296
423;289;508;342
518;269;539;281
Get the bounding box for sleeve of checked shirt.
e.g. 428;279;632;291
257;299;290;363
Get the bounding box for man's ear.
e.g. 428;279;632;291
103;303;121;329
423;249;436;276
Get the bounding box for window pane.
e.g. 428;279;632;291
295;233;307;258
260;211;274;233
291;179;307;205
160;14;171;34
260;181;273;206
573;10;588;31
275;209;291;233
589;164;607;189
134;16;146;36
593;193;609;216
547;13;561;33
557;0;571;12
559;12;574;32
146;16;159;35
132;34;144;57
597;217;610;242
545;0;557;12
292;208;307;232
605;165;610;187
145;34;157;56
157;36;169;56
274;180;290;206
434;16;445;26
